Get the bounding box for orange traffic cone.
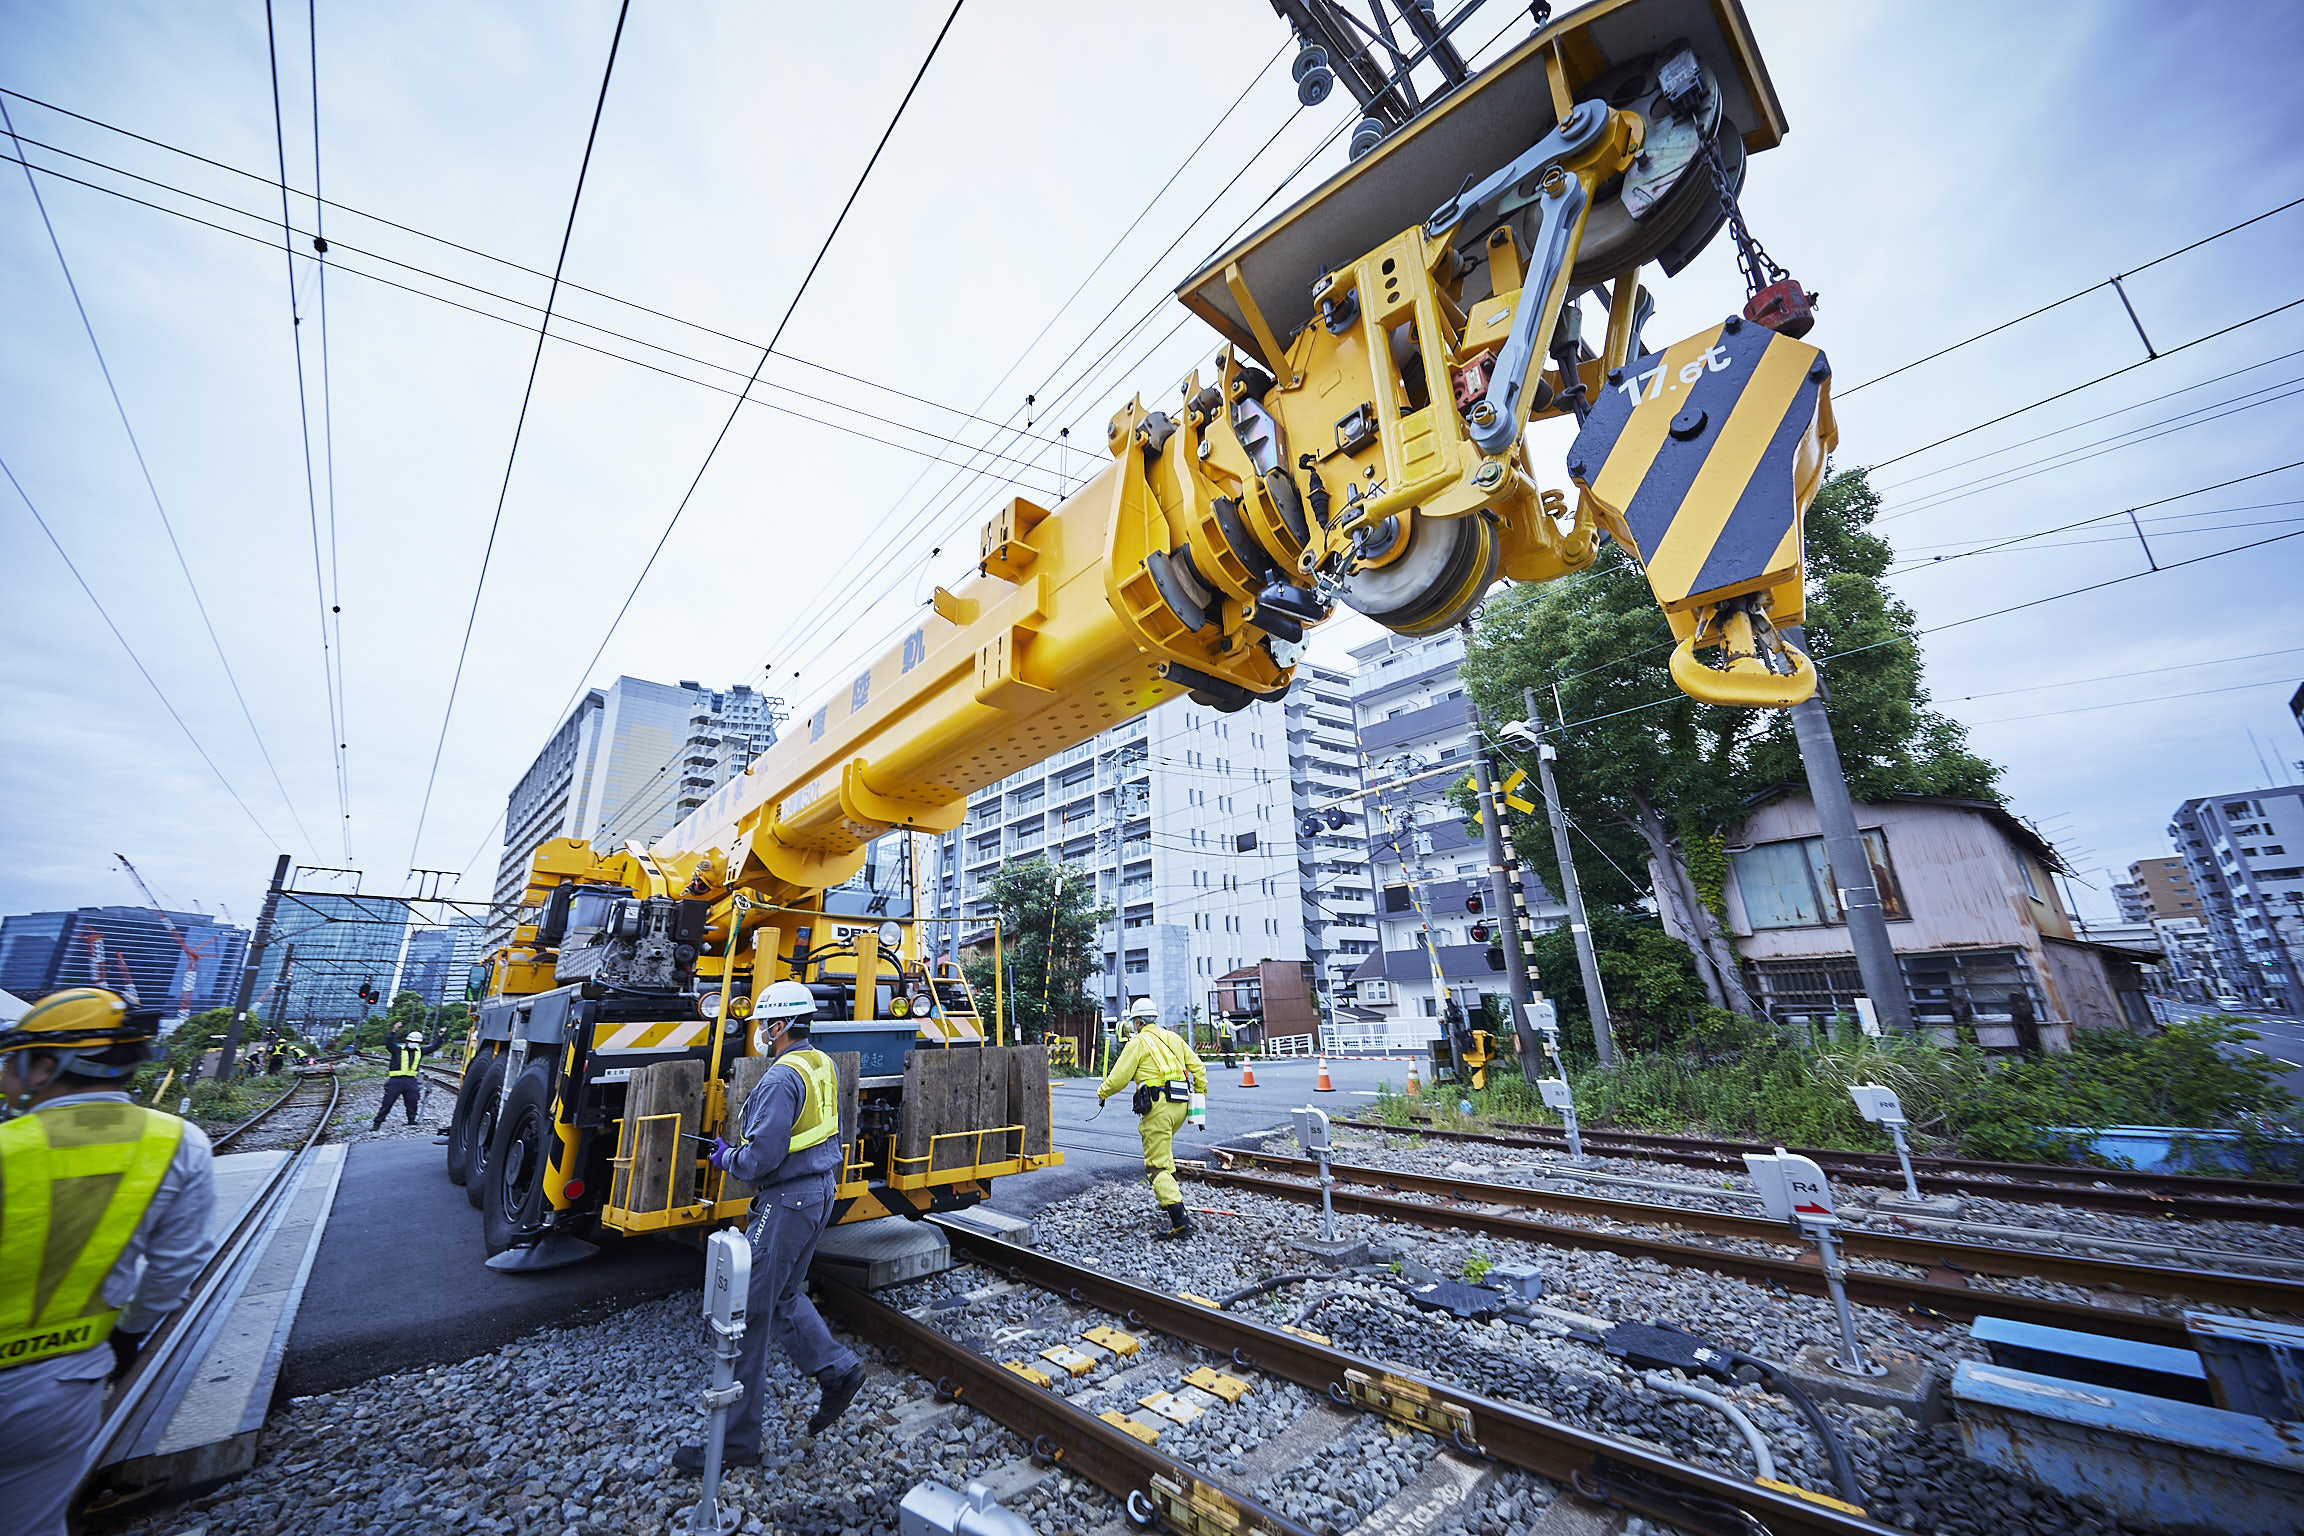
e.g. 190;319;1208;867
1239;1061;1258;1088
1406;1061;1421;1097
1314;1059;1335;1092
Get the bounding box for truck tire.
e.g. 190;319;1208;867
482;1060;556;1255
460;1052;507;1209
445;1048;495;1186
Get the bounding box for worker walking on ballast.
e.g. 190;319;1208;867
0;989;216;1536
1097;997;1207;1240
372;1031;424;1130
682;980;865;1471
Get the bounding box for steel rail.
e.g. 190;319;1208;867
815;1273;1321;1536
82;1072;342;1503
1215;1146;2304;1315
210;1071;314;1151
1380;1111;2304;1199
1352;1115;2304;1224
1182;1163;2202;1348
918;1221;1899;1536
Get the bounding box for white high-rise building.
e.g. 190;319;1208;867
1285;664;1375;1018
1341;629;1567;1041
932;697;1302;1028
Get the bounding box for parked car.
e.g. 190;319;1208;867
2213;993;2249;1010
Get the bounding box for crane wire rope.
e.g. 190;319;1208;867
406;0;634;872
0;98;319;856
263;0;353;860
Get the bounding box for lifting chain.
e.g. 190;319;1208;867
1699;137;1818;339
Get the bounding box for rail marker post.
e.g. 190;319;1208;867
679;1229;749;1535
1745;1149;1884;1378
1848;1084;1919;1200
1536;1076;1583;1160
1293;1106;1338;1242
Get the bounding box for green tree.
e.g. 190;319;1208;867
1460;468;1999;1013
960;859;1113;1043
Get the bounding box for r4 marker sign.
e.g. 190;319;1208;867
1744;1148;1835;1226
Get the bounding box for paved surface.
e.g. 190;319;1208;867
277;1138;699;1400
2159;999;2304;1099
988;1051;1428;1217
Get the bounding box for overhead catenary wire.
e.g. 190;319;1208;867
407;0;634;872
5;455;284;849
306;0;349;847
262;0;353;861
0;96;318;856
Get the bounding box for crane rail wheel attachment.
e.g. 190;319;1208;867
1212;1147;2304;1317
811;1220;1900;1536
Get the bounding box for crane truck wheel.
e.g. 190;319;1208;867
481;1060;557;1255
444;1045;498;1186
459;1051;508;1208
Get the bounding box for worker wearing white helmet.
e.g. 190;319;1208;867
684;978;864;1471
1097;997;1207;1239
0;989;216;1536
372;1029;425;1130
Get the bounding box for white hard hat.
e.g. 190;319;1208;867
755;980;818;1021
1125;998;1159;1021
404;1031;423;1045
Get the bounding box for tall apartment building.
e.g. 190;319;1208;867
931;696;1303;1028
1286;664;1375;1018
0;906;249;1017
2126;856;2203;922
490;676;781;946
2168;785;2304;1012
1341;629;1565;1043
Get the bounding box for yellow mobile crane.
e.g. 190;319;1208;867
448;0;1832;1271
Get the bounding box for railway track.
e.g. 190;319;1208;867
213;1068;343;1153
1354;1113;2304;1224
823;1220;1898;1536
80;1071;342;1513
1205;1146;2304;1320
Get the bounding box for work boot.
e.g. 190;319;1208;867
806;1361;866;1435
1151;1203;1192;1241
671;1441;760;1473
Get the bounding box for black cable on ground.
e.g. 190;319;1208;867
1727;1349;1865;1509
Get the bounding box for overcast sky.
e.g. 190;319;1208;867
5;0;2300;931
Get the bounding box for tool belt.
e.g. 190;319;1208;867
1131;1081;1191;1114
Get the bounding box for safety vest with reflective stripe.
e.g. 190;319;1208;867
781;1047;839;1153
388;1044;421;1077
0;1101;184;1369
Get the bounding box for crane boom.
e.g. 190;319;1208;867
115;851;210;1018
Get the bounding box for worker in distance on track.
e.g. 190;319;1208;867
685;979;866;1471
372;1030;424;1130
1098;997;1207;1240
0;988;217;1536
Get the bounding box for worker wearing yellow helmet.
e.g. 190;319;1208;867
1097;997;1207;1240
0;988;216;1536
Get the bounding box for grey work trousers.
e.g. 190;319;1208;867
726;1167;858;1450
0;1352;108;1536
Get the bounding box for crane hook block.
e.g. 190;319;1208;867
1565;315;1836;709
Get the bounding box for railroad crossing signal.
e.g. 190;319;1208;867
1500;769;1535;815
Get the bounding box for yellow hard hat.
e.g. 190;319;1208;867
0;988;161;1077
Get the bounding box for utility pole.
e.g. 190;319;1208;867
1469;702;1535;1058
220;854;290;1079
1523;688;1615;1067
1782;628;1914;1035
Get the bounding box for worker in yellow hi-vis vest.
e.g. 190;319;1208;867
683;980;865;1472
0;989;216;1536
1098;997;1208;1240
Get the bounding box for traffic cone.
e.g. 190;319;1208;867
1314;1059;1335;1093
1239;1061;1258;1088
1406;1061;1421;1097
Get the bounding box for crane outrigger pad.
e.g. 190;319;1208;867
1175;0;1784;370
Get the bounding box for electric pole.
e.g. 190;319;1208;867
1782;628;1914;1035
1524;689;1616;1067
1469;702;1535;1057
220;854;290;1079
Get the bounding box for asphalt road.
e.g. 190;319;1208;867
2160;998;2304;1100
986;1050;1428;1217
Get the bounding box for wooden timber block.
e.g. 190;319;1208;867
1008;1044;1053;1156
831;1049;860;1173
621;1059;705;1213
972;1047;1013;1169
716;1053;773;1203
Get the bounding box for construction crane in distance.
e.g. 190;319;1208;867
114;852;213;1021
